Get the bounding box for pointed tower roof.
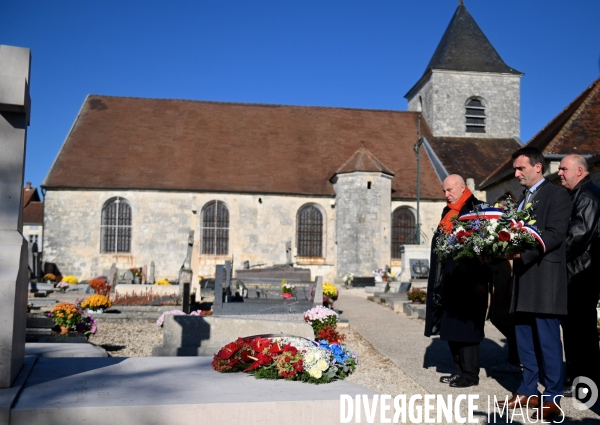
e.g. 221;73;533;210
424;3;521;75
334;144;394;177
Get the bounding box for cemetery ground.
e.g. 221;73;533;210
30;285;600;424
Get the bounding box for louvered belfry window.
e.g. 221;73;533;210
101;197;132;253
202;201;229;255
392;207;417;258
297;205;323;258
466;98;486;133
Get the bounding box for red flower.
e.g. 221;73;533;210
498;231;511;242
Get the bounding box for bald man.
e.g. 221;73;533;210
425;174;490;388
558;154;600;396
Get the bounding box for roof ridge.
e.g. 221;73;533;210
335;144;394;176
546;77;600;154
85;94;419;115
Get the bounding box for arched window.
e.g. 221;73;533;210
466;98;486;133
297;205;323;258
391;207;417;258
101;197;132;253
202;201;229;255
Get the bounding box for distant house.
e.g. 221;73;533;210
22;182;44;251
41;3;526;282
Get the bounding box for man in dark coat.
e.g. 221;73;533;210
499;147;572;421
558;154;600;396
425;174;490;388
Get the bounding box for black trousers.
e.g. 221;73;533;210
448;341;480;382
562;272;600;385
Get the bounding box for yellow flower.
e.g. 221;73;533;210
62;275;79;285
322;282;338;298
155;279;170;286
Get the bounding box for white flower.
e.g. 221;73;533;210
317;359;329;371
309;367;322;379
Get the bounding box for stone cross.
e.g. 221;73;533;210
0;45;31;388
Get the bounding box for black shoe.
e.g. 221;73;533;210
440;374;460;384
449;377;478;388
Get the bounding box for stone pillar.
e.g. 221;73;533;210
0;45;31;388
333;171;392;279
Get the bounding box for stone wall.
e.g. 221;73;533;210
43;190;338;282
408;70;521;139
43;188;445;283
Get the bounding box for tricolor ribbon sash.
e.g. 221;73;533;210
458;207;504;221
510;219;546;252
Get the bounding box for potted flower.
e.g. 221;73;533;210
130;268;142;284
88;278;110;295
407;288;427;304
56;282;69;292
155;279;171;286
342;273;355;288
48;302;82;334
322;282;338;307
303;305;345;343
43;273;57;284
80;294;112;315
62;275;79;285
281;279;294;299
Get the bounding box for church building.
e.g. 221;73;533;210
41;3;523;283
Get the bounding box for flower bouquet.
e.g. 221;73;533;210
76;313;98;336
156;309;186;327
211;335;357;384
435;200;544;263
407;288;426;304
281;279;294;299
80;294;112;313
304;305;345;343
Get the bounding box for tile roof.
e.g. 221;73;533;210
335;145;394;177
424;4;522;76
428;136;521;187
480;77;600;188
23;184;40;207
43;95;446;200
23;202;43;225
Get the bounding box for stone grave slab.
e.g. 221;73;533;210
9;357;375;425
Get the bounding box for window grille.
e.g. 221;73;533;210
202;201;229;255
466;98;486;133
297;205;323;257
392;208;417;258
101;197;132;253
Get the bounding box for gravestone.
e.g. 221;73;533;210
313;276;323;307
148;261;155;285
108;264;118;292
409;259;430;279
399;245;430;282
0;45;31;387
122;270;134;285
141;265;147;285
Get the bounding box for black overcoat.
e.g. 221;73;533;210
510;180;572;315
424;195;491;342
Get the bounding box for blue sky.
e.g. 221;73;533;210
3;0;600;190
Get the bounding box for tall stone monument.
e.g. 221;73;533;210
0;45;31;387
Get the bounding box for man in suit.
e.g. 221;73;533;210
558;154;600;396
499;147;572;421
